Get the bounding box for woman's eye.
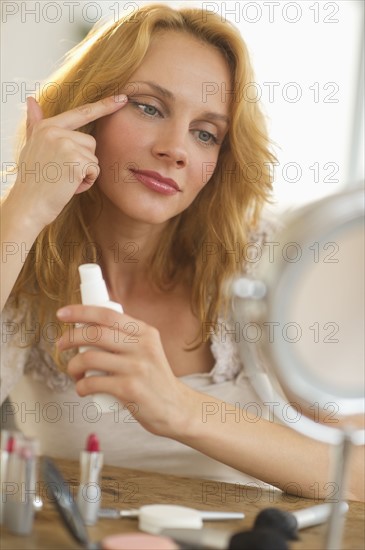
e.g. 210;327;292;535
195;130;218;145
136;103;160;117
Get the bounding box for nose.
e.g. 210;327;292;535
151;122;188;168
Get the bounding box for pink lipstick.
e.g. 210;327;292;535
130;169;181;195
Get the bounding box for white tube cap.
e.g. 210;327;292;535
139;505;203;535
78;264;109;305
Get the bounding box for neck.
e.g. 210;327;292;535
87;200;169;303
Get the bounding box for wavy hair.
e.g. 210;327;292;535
9;3;275;367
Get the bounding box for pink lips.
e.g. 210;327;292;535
130;169;181;195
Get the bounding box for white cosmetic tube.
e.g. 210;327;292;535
78;263;123;412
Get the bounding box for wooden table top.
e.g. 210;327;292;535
1;457;364;549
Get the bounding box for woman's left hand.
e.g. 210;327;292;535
56;304;193;438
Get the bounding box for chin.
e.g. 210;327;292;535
116;203;179;226
133;210;178;225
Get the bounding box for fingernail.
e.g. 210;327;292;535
56;307;71;318
114;94;128;103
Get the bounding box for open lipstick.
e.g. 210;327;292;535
77;434;104;526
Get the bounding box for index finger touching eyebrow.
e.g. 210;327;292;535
49;94;128;131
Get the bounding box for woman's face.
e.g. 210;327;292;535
93;30;231;225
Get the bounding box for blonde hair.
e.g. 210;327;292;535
10;3;275;367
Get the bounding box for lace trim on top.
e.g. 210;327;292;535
24;346;74;391
209;316;242;383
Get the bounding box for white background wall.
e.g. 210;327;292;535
1;0;364;212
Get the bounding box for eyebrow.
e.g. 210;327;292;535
131;80;230;126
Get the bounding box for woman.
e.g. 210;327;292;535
1;4;363;500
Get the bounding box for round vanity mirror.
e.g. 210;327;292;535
232;187;364;548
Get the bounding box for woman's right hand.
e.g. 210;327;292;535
6;93;128;228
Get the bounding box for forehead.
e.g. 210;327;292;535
128;31;231;112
